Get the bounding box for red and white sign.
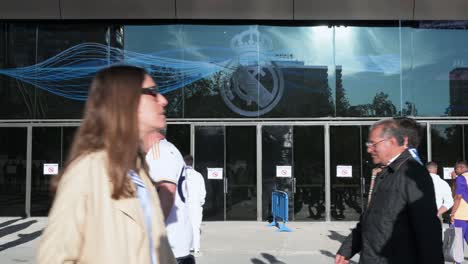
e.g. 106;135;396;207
207;168;223;180
43;163;59;175
276;165;292;178
337;165;352;178
443;167;454;180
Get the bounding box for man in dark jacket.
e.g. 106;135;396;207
335;118;443;264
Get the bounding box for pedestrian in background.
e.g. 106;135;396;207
426;161;453;220
450;160;468;264
184;155;206;256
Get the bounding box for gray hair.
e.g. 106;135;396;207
370;118;405;146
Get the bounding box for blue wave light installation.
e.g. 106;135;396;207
0;42;401;101
0;43;231;100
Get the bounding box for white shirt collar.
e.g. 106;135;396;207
387;152;402;166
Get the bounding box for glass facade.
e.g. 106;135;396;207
1;21;468;220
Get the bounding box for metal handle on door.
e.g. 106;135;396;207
292;178;296;193
361;177;366;194
224;178;228;194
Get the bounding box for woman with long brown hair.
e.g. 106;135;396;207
37;65;176;264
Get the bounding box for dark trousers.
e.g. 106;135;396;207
176;254;195;264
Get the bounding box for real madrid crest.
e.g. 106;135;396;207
220;27;284;117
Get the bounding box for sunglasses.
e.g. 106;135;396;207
141;86;159;97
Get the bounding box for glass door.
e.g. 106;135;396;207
261;126;294;221
0;128;27;216
330;126;365;221
194;126;225;221
194;125;257;220
225;126;257;220
293;126;325;221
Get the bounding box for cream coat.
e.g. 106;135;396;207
37;151;176;264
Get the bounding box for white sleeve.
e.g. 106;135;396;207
440;180;454;210
198;172;206;206
145;141;184;184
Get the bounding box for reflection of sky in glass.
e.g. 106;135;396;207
402;28;468;116
126;24;468;117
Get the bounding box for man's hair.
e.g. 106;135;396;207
426;161;438;169
371;118;405;146
184;154;194;166
395;117;422;148
455;160;468;167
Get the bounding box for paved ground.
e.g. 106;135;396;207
0;217;465;263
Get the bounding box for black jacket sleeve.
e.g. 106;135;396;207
404;162;444;264
337;218;362;259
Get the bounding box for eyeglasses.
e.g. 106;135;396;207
141;86;159;97
365;138;389;149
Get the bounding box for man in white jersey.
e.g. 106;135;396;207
183;155;206;255
426;161;454;219
144;130;195;264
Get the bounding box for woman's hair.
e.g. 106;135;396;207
52;65;149;199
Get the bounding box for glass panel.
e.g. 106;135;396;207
31;127;61;216
259;26;334;118
0;128;27;216
166;124;190;157
261;126;293;220
401;22;468;116
182;25;258;118
335;25;402;117
293;126;325;221
62;127;78;162
226;126;257;220
432;124;463;185
195;126;224;220
0;24;36;119
330;126;363;221
124;25;184;118
35;24;114;119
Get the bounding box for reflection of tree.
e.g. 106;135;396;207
431;125;463;164
401;101;418;116
372;92;397;116
335;68;350;116
183;71;237;118
337;90;418;117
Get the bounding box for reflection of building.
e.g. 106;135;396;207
272;61;342;117
449;68;468;116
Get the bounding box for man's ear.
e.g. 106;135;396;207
389;136;399;146
403;136;409;147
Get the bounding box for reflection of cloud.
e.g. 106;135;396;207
167;26;209;61
264;26;333;65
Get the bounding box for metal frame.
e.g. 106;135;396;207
4;118;468;219
256;123;262;221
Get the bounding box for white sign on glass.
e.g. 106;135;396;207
337;165;352;178
43;163;59;175
207;168;223;180
276;165;292;178
443;167;454;180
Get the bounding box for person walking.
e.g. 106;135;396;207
184;155;206;256
143;131;195;264
450;160;468;264
37;65;176;264
335;118;443;264
426;161;453;219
